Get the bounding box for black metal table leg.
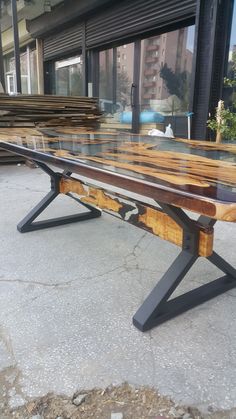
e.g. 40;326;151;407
208;251;236;278
18;189;58;232
133;204;236;332
133;250;197;331
17;161;101;233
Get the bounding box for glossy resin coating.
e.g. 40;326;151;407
1;127;236;221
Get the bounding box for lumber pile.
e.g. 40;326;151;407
0;94;102;128
0;94;101;163
0;148;25;164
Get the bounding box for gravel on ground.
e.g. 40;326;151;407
1;383;236;419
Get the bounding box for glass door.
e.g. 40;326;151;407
54;55;83;96
6;72;16;94
98;43;135;131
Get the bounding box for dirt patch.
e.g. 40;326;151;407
1;383;236;419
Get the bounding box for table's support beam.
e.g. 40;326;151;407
59;177;214;258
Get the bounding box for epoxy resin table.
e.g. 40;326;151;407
1;127;236;332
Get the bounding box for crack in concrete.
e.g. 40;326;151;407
2;185;47;193
0;278;61;288
130;232;149;259
123;232;148;269
0;264;127;320
0;264;125;290
122;233;149;299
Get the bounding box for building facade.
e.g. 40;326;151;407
0;0;236;139
0;1;42;94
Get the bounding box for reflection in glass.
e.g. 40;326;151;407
55;55;83;96
116;44;134;113
99;49;113;113
139;26;195;137
99;44;134;130
224;3;236;111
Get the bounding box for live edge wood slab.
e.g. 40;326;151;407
1;127;236;331
59;177;214;258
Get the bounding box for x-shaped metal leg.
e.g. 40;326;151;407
17;161;101;233
133;206;236;331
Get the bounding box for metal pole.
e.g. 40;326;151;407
26;45;31;93
0;1;6;91
82;22;87;96
11;0;21;93
112;47;117;113
132;39;141;134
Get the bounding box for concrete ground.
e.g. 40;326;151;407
1;164;236;415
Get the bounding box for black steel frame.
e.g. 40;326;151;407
133;206;236;331
18;161;236;332
17;161;101;233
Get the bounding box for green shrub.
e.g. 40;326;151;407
207;106;236;140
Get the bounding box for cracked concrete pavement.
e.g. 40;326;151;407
1;164;236;415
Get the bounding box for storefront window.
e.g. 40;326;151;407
139;26;195;135
223;3;236;111
97;26;195;135
4;43;38;94
54;55;83;96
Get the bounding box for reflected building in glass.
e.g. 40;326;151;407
140;27;194;114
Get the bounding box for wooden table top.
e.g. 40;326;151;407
1;127;236;222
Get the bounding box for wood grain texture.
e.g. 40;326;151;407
1;127;236;221
175;137;236;153
60;178;214;257
60;178;122;212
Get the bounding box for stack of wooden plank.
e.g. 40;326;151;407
0;148;25;164
0;94;101;128
0;94;102;163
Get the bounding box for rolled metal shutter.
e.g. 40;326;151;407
43;24;83;60
86;0;196;48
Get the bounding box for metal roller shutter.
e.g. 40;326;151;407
86;0;196;48
43;24;83;60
